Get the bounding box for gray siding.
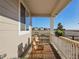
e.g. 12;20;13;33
0;0;18;20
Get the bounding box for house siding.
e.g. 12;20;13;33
0;0;31;58
0;0;18;20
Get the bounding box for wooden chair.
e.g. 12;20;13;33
31;36;44;59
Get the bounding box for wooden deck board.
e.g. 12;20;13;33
28;43;57;59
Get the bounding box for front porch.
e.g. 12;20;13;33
1;0;79;59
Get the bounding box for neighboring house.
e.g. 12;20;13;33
0;0;32;59
33;27;38;30
40;27;44;30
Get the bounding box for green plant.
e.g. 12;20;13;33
55;23;65;37
55;29;64;37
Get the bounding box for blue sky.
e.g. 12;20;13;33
32;0;79;30
32;17;50;28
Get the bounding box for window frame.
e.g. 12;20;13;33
18;1;30;35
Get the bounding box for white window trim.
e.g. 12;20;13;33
18;0;30;35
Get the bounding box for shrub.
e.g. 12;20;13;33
55;29;64;37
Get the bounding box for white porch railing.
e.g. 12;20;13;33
52;36;79;59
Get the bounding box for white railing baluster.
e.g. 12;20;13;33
76;44;78;59
52;36;79;59
78;45;79;59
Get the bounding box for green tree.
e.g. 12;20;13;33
58;23;63;30
55;23;65;37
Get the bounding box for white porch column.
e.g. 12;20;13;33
29;16;32;43
50;17;54;34
50;17;55;42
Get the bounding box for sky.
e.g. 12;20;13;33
32;0;79;30
32;17;50;28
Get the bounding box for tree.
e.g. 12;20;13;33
55;23;65;37
57;23;63;30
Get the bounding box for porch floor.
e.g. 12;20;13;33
28;43;61;59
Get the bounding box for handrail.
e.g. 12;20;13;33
59;36;79;44
52;36;79;59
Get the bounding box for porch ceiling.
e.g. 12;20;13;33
25;0;71;17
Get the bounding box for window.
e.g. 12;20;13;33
20;3;30;31
20;3;25;31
